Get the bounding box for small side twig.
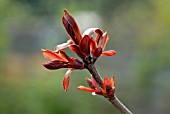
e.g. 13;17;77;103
86;64;133;114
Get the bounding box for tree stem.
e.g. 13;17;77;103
108;95;133;114
86;64;103;87
86;64;133;114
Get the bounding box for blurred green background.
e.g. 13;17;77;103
0;0;170;114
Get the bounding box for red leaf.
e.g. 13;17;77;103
43;60;71;70
63;9;82;44
102;50;116;56
42;49;65;60
62;16;79;44
82;28;102;37
93;47;102;59
57;51;71;62
98;31;109;50
90;38;97;53
110;76;115;89
103;77;111;92
69;45;86;60
71;59;84;69
80;35;90;56
78;86;99;93
86;78;95;89
95;29;103;43
103;77;111;85
63;69;73;92
54;40;73;52
91;77;100;89
82;28;103;46
69;45;80;53
102;76;115;96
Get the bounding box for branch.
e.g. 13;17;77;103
107;95;133;114
86;63;103;87
86;64;133;114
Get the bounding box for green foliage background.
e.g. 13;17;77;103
0;0;170;114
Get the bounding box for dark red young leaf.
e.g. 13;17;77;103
79;35;91;56
95;30;103;44
90;38;97;53
95;29;103;36
78;77;103;96
71;59;84;69
91;77;100;89
97;31;109;50
69;45;86;60
63;10;82;44
43;60;71;70
92;47;102;59
86;78;95;89
62;16;79;45
82;28;102;37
